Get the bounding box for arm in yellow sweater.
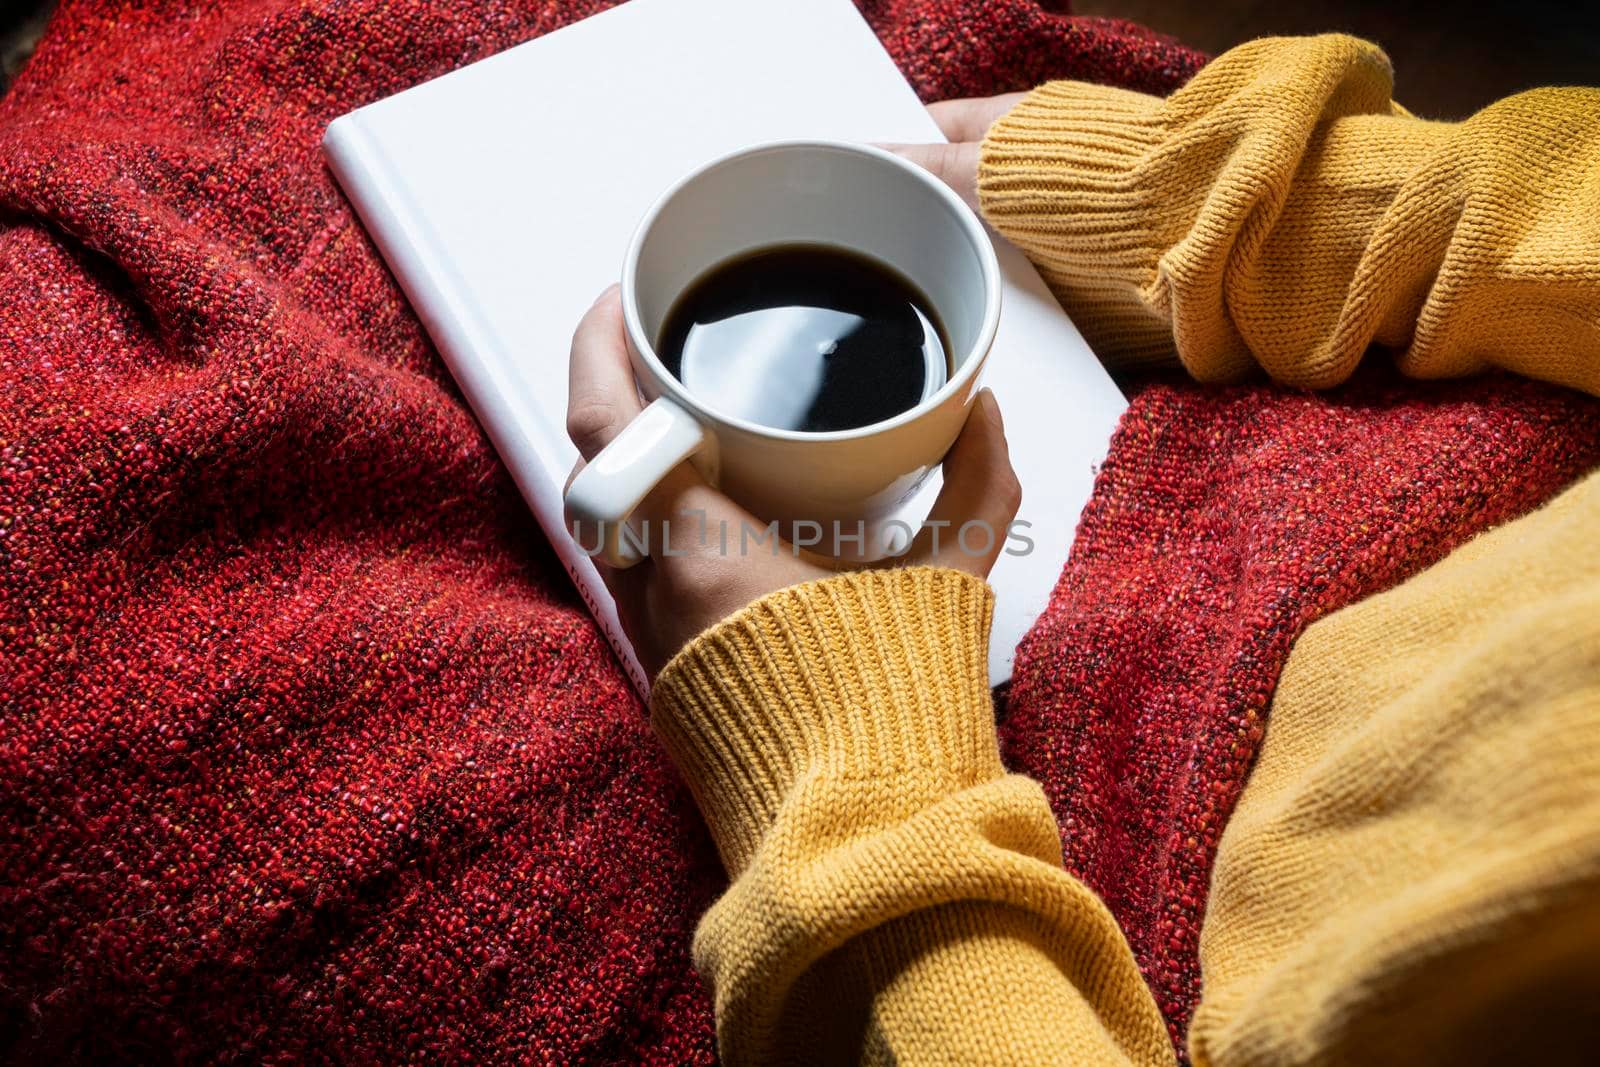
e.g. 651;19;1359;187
1192;467;1600;1066
651;567;1174;1065
647;37;1600;1067
979;35;1600;393
653;540;1600;1066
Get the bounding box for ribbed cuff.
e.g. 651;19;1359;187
979;81;1178;367
650;567;999;876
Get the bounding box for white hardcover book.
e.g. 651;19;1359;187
324;0;1126;696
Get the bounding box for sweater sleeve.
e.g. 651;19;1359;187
1191;467;1600;1066
650;567;1176;1067
979;34;1600;395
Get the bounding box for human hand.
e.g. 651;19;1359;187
881;92;1026;212
564;287;1022;677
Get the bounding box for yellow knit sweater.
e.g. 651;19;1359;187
979;35;1600;392
649;36;1600;1066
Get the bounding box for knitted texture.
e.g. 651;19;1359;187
652;567;1174;1066
652;568;1005;879
1001;370;1600;1049
653;474;1600;1065
1190;466;1600;1066
0;1;1204;1061
976;40;1600;1049
980;37;1600;391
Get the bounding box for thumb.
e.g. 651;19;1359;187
902;390;1020;578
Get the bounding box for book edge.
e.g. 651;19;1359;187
323;113;652;699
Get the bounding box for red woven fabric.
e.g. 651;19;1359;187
1001;373;1600;1049
0;2;1202;1061
1;0;1595;1062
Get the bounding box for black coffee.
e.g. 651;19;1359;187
657;245;949;433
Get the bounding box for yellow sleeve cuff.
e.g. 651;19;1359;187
979;79;1176;369
650;566;1000;876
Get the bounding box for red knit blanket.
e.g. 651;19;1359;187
1;1;1594;1061
1002;372;1600;1048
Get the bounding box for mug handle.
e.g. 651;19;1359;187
564;396;711;568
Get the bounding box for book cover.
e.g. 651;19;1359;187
324;0;1126;694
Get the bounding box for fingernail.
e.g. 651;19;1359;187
979;388;1003;428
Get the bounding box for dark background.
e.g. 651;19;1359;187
1074;0;1600;118
0;0;50;94
3;0;1599;114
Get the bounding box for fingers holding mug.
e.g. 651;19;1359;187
568;140;1000;576
564;285;638;565
564;286;716;568
902;389;1021;579
565;285;640;461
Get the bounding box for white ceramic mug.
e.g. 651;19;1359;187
565;140;1002;568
